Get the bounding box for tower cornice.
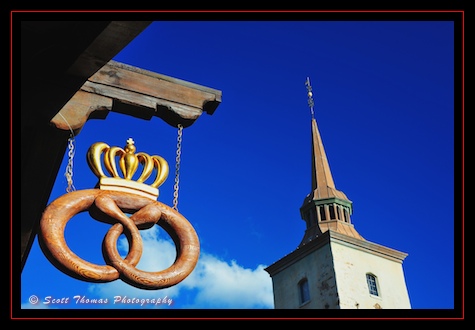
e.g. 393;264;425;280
265;230;408;277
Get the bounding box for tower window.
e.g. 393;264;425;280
319;206;326;221
328;204;336;219
298;278;310;304
366;273;379;296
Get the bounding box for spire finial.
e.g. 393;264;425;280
305;77;315;118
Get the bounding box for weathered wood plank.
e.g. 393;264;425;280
81;81;203;119
51;60;222;132
67;22;153;78
89;61;221;110
51;90;112;132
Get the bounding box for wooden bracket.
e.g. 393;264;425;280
51;60;222;133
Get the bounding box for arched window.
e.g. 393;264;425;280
298;278;310;304
366;273;379;296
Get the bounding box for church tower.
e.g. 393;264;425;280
265;78;411;309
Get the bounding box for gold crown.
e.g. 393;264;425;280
87;138;169;200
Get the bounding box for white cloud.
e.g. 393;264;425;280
87;225;274;309
181;253;274;309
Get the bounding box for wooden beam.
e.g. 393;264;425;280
51;60;222;132
67;22;153;79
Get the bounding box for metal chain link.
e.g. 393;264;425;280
65;136;76;193
57;112;77;193
173;124;183;210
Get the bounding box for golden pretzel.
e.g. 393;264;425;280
39;189;200;290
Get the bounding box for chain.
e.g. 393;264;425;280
57;112;76;193
65;136;76;193
173;124;183;210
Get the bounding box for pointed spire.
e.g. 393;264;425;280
306;77;345;200
311;118;337;197
299;77;363;245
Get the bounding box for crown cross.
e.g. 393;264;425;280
87;138;169;200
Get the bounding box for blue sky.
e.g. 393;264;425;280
20;17;460;315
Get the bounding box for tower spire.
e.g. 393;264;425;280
299;77;363;245
306;77;337;196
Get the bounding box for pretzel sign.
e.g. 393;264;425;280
38;139;199;290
